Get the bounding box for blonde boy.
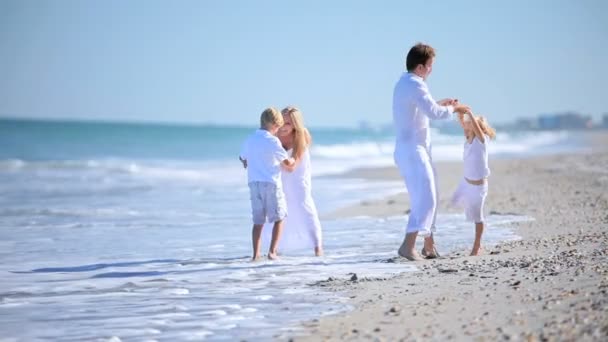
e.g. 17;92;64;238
240;107;295;260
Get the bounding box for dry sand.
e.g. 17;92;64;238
287;132;608;341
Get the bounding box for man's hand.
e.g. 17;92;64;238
437;98;458;106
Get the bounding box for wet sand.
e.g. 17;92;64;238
290;132;608;341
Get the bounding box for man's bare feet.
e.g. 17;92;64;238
314;246;323;257
421;246;440;259
398;245;423;261
267;252;280;260
421;235;439;259
397;232;423;261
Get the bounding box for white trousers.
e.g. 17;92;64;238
394;144;438;237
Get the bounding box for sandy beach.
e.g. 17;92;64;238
290;132;608;341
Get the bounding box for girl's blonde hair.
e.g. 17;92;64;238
260;107;283;129
281;106;312;161
476;116;496;139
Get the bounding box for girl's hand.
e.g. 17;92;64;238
453;104;472;114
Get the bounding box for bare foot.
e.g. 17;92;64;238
470;245;482;256
420;234;439;258
421;246;440;259
251;255;262;262
398;245;423;261
267;252;280;260
314;246;323;257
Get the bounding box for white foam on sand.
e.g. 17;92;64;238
0;212;532;341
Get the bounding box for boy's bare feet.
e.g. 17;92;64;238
314;246;323;257
470;245;482;256
267;252;280;260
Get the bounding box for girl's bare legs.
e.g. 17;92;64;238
251;224;263;261
471;222;484;256
268;220;284;260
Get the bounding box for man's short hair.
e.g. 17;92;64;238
406;43;436;72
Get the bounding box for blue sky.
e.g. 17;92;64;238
1;0;606;127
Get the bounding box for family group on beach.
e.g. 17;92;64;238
239;43;497;261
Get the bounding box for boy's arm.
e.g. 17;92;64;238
281;157;296;172
239;139;249;169
239;156;247;169
271;137;294;171
281;157;297;172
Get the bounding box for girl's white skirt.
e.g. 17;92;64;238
451;178;488;223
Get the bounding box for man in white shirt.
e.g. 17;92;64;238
393;43;470;261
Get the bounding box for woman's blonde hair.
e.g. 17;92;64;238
281;106;312;161
260;107;283;129
476;116;496;139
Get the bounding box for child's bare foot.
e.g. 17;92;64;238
251;255;262;262
267;252;280;260
314;246;323;257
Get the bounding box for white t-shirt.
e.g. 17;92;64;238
463;136;490;180
240;129;289;185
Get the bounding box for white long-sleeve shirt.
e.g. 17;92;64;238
392;73;454;150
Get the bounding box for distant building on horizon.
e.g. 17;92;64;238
536;112;592;130
514;118;536;130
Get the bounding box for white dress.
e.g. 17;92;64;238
263;148;323;252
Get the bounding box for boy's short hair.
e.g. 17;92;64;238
406;43;436;72
260;107;284;129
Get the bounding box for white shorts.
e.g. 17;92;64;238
451;179;488;223
248;181;287;225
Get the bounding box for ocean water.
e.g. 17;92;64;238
0;119;585;340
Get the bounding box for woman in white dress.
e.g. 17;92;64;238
263;106;323;256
